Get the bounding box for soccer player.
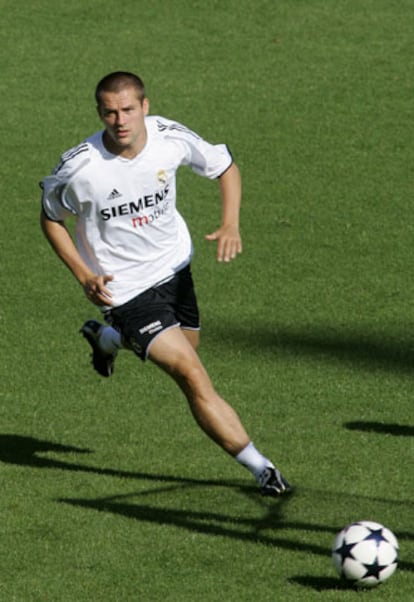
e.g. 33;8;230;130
40;71;291;497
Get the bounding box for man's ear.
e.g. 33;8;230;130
142;97;150;116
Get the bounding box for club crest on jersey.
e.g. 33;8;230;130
157;169;167;185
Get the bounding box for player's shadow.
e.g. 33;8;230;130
57;493;414;574
2;434;413;577
345;422;414;437
58;492;324;554
0;434;93;470
0;433;241;489
0;435;328;557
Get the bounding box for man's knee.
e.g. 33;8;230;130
167;355;213;401
176;357;206;386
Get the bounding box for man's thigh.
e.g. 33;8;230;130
147;325;201;373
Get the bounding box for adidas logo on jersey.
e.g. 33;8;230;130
107;188;122;200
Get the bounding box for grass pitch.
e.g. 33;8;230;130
1;1;413;600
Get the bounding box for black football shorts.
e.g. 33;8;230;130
106;264;200;360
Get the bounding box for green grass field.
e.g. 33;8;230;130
1;0;413;600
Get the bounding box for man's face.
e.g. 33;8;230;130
97;86;149;158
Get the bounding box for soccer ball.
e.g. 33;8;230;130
332;521;399;588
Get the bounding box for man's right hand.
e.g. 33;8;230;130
83;274;114;306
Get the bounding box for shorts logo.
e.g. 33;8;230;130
139;320;163;335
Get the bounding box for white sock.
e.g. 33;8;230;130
99;326;123;353
235;442;274;481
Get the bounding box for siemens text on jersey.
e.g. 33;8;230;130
100;184;170;224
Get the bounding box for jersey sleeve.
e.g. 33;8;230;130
40;143;90;221
41;174;77;221
188;141;233;179
156;118;233;179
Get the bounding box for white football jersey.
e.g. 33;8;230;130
41;116;233;308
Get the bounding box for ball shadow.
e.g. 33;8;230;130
289;575;352;591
